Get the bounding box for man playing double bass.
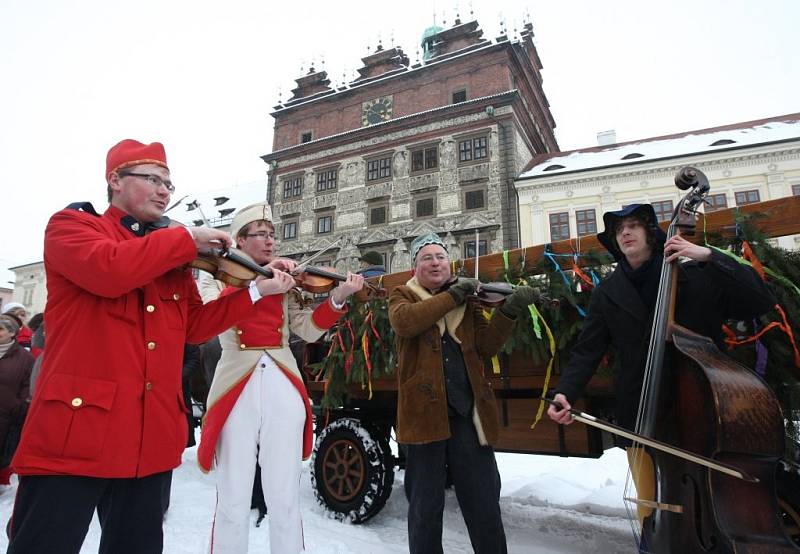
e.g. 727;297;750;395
547;204;775;524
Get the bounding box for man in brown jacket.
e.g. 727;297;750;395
388;232;537;554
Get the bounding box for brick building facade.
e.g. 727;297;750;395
262;19;558;273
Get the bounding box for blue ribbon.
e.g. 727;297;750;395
543;247;587;317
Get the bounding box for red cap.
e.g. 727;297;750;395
106;139;168;180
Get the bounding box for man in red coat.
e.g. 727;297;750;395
7;139;296;554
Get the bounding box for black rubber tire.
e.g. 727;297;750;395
310;417;394;523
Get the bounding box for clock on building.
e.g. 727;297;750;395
361;95;394;126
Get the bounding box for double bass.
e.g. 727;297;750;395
630;167;798;552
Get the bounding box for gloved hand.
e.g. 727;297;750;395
500;286;540;318
447;278;479;305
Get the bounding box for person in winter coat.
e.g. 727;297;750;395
356;250;387;278
388;232;539;554
8;139;302;554
0;315;33;485
547;203;775;522
198;202;363;554
2;304;31;350
27;314;44;360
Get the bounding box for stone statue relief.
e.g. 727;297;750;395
391;238;412;272
441;140;456;170
393;150;408;179
445;232;460;262
333;232;361;274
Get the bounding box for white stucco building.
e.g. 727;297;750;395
8;261;46;316
516;113;800;250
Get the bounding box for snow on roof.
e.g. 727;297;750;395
520;114;800;179
168;180;267;229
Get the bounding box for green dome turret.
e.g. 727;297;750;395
421;25;443;61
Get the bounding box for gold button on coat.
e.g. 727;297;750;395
71;397;82;407
239;344;246;349
147;341;156;350
145;382;153;391
173;293;180;300
236;329;242;335
146;305;155;313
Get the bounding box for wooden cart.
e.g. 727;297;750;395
303;195;800;531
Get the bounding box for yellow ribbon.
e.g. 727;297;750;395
529;302;556;430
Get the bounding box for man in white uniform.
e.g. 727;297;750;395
198;202;363;553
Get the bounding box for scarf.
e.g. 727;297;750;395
619;251;663;312
405;276;466;344
0;340;13;359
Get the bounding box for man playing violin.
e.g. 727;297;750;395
197;201;363;554
8;139;298;554
388;232;538;554
546;203;775;523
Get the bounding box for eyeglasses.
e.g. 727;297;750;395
245;232;276;240
118;172;175;193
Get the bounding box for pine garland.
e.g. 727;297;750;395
307;296;396;409
310;220;800;458
709;213;800;457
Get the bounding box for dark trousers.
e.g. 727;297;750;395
7;471;172;554
404;414;507;554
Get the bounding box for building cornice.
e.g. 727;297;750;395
517;144;800;199
270;41;513;116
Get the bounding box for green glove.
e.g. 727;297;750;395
500;286;540;318
447;278;479;305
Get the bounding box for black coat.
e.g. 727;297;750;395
0;342;33;464
555;249;775;431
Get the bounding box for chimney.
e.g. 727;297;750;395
597;130;617;146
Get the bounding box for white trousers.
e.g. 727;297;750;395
210;355;306;554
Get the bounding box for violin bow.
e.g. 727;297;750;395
541;398;758;483
164;195;188;214
293;236;342;272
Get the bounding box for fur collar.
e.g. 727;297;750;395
405;276;466;344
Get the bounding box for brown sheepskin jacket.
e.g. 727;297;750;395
388;284;516;446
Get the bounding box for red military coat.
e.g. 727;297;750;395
12;205;257;478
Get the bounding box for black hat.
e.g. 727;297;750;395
597;204;666;261
359;251;384;266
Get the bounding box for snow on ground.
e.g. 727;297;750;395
0;435;636;553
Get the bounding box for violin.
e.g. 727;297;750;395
441;278;557;309
191;248;273;287
191;248;381;296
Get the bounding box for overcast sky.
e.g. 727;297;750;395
1;0;798;286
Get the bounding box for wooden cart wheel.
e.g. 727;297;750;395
311;417;394;523
322;438;366;502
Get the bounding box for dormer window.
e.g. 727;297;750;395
218;208;235;217
710;139;736;146
621;153;644;160
543;164;565;171
213;196;229;206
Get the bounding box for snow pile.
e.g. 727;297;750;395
0;436;635;553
